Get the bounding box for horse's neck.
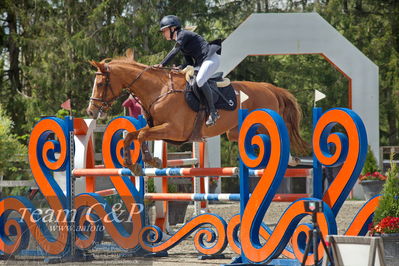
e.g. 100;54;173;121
125;66;185;108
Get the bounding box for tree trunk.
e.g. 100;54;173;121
355;0;362;12
342;0;349;14
6;11;22;93
386;88;398;145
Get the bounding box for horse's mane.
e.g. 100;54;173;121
107;56;148;69
107;55;185;78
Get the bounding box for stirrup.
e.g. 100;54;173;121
206;112;220;127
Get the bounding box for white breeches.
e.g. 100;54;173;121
196;53;221;87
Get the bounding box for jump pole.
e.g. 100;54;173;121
72;167;238;177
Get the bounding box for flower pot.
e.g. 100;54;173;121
359;180;385;200
381;233;399;266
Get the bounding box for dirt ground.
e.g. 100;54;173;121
0;200;367;265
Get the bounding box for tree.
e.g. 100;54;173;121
317;0;399;146
1;0;399;162
373;154;399;226
0;104;28;188
362;145;380;174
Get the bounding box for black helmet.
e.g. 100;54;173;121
160;15;181;31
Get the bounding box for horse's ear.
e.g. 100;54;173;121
89;60;97;68
125;48;135;61
89;60;106;72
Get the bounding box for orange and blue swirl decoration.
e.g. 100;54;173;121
139;213;227;256
0;117;72;256
230;108;339;264
312;108;373;237
290;108;368;264
313;108;368;214
74;116;146;250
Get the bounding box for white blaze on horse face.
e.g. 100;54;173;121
90;77;97;98
88;78;97;111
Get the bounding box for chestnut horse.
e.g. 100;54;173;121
87;50;307;174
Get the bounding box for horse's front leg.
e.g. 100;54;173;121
123;130;144;175
123;124;175;174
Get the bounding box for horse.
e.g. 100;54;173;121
87;50;307;174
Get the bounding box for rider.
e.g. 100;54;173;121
156;15;221;127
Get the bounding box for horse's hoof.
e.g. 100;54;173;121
123;157;132;168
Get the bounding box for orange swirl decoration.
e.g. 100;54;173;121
290;108;368;264
74;116;145;250
311;108;375;238
313;108;367;214
231;109;339;264
237;109;290;263
0;117;70;255
139;213;227;255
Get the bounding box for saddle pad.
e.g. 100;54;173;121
185;83;237;113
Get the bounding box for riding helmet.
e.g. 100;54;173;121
160;15;181;31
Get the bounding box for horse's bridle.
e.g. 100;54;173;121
90;64;151;117
90;64;118;114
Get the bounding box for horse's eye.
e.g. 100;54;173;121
97;82;104;87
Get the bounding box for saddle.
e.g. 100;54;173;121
181;66;237;113
162;66;237;145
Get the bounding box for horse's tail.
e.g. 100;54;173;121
270;86;309;155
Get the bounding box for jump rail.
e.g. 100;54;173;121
72;167;238;177
73;167;310;178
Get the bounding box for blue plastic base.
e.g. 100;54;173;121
225;256;302;265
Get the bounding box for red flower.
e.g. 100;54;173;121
370;216;399;235
359;171;387;182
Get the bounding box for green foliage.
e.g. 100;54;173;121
362;145;379;174
55;109;72;119
373;154;399;225
0;105;29;195
318;0;399;146
140;52;167;66
147;177;155;193
0;105;28;174
220;134;238;167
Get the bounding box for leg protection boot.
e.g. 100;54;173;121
200;82;220;127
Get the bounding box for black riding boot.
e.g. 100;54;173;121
200;82;220;127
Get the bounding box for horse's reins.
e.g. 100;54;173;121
90;64;183;123
146;71;184;116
